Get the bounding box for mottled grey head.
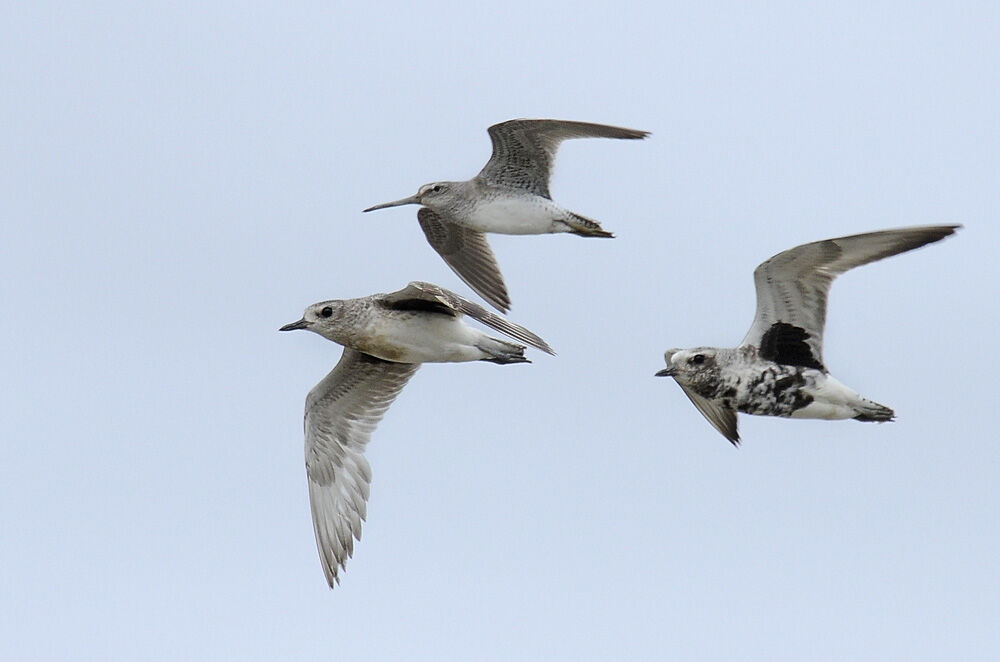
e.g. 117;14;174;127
655;348;722;396
363;181;464;213
279;300;347;342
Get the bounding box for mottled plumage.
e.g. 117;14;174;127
657;225;960;445
364;119;649;311
281;282;553;587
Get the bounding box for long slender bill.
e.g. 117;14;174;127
363;194;421;212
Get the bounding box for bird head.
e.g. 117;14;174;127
363;181;460;213
280;300;347;341
655;348;721;394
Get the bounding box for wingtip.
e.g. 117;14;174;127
912;223;962;239
480;296;510;314
525;339;556;357
532;341;556;357
604;125;650;140
931;223;962;237
530;339;556;357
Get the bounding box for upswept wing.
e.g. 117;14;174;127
380;281;555;355
417;208;511;313
304;349;420;587
740;225;959;367
476;119;649;198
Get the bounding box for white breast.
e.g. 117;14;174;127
789;374;865;420
359;315;488;364
465;196;565;234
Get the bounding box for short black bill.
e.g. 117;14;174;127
279;319;310;332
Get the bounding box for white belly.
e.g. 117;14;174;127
465;196;565;234
789;374;863;420
358;315;487;363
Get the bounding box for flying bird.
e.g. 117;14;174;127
364;119;649;312
656;225;960;445
280;281;554;587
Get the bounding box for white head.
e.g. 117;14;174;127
279;300;347;342
655;347;722;393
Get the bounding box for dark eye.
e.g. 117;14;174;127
431;185;442;192
320;306;333;318
690;354;706;365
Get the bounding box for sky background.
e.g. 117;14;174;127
3;2;999;660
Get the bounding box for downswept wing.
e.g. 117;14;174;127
304;348;420;587
380;281;555;355
740;225;959;368
676;383;740;446
417;208;511;313
476;119;649;197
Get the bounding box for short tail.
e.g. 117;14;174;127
563;212;615;238
853;400;895;422
477;337;530;364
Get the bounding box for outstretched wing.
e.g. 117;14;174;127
417;208;511;313
304;349;420;587
380;281;555;355
476;119;649;197
740;225;959;368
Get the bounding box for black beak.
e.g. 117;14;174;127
655;367;676;377
279;319;310;332
363;193;422;212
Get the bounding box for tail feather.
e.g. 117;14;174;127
564;212;614;238
477;337;529;364
853;400;895;422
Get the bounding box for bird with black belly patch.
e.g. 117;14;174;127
656;225;960;445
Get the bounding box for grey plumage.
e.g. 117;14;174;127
740;224;961;365
476;119;650;197
402;219;511;321
281;281;553;587
304;350;418;587
364;119;649;311
658;225;960;445
378;281;553;354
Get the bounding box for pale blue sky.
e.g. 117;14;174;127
3;2;998;660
